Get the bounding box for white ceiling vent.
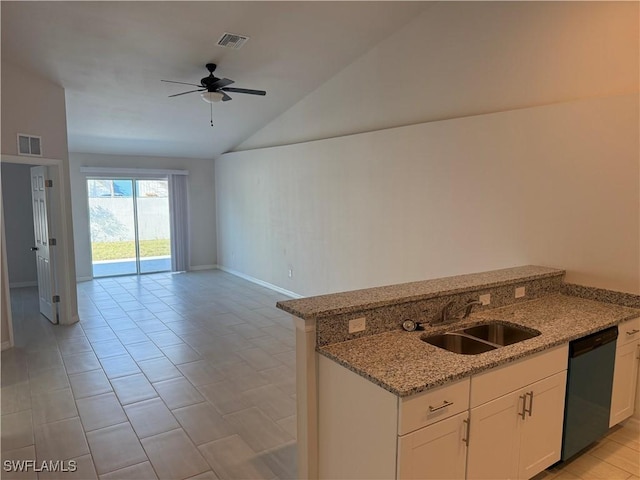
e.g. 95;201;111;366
217;32;249;49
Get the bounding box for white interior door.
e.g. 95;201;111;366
30;166;57;323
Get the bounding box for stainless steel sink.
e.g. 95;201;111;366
459;322;540;346
422;321;541;354
423;333;497;355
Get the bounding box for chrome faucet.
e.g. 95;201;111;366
436;299;483;324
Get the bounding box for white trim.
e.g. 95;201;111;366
1;154;59;166
189;264;217;271
80;167;188;176
76;276;93;282
9;281;38;288
1;154;79;327
217;265;303;299
1;200;14;349
1;341;12;351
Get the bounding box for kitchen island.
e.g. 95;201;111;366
277;265;640;479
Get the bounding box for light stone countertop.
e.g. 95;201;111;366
277;265;563;319
318;294;640;397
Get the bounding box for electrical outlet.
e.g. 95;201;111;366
479;293;491;306
288;268;293;278
349;317;366;333
515;286;526;298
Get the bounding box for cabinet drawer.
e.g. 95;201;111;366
399;378;470;435
471;344;568;408
618;317;640;347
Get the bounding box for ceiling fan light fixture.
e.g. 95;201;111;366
201;91;224;104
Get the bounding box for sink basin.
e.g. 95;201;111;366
460;322;540;346
422;321;541;354
423;333;497;355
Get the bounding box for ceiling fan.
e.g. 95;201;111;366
162;63;266;125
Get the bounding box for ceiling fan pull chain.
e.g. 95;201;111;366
210;101;214;127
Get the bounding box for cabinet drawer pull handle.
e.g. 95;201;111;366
428;400;454;412
526;391;534;417
626;329;640;335
462;418;470;446
519;394;527;419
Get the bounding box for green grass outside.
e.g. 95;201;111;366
92;239;170;261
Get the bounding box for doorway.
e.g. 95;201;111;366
87;177;172;277
1;154;80;351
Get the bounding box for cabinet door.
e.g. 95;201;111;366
518;371;567;479
610;341;640;427
397;411;468;480
467;391;521;480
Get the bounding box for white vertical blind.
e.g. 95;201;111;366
168;174;190;272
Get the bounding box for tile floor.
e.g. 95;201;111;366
1;269;638;480
2;270;296;479
539;419;639;480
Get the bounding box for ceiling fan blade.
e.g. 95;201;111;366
221;92;232;102
209;78;234;90
168;89;205;98
161;79;203;88
220;87;266;96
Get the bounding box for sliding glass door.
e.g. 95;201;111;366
88;178;171;277
136;180;171;274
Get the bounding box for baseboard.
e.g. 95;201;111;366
9;281;37;288
1;341;12;351
189;264;217;271
76;276;93;282
217;265;303;299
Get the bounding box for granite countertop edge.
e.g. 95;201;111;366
318;294;640;398
277;266;564;320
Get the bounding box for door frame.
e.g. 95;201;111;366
1;154;79;347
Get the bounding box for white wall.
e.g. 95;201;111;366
217;94;639;296
216;2;639;297
238;1;638;151
1;60;79;330
1;62;70;160
69;153;216;279
0;163;37;286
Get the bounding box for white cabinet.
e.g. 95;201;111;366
397;380;470;479
397;411;468;480
610;317;640;427
467;371;566;480
318;344;568;480
318;355;470;480
466;385;520;479
467;345;568;480
517;372;567;479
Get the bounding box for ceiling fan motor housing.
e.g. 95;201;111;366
202;64;219;90
201;76;219;90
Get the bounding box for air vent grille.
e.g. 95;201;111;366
17;134;42;157
217;32;249;49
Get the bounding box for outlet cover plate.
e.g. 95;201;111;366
515;286;526;298
349;317;366;333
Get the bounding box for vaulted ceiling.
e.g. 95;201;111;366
1;1;427;159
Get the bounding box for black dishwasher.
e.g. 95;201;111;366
561;326;618;461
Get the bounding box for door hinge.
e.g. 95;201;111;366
52;295;60;303
48;238;57;246
45;179;53;187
